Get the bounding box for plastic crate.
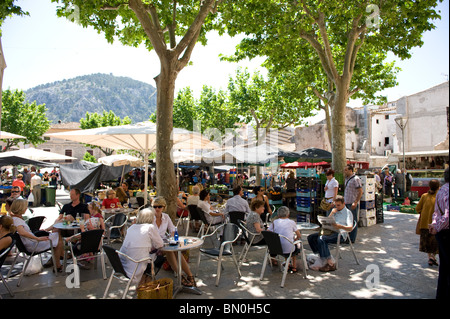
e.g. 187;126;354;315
296;168;316;177
296;206;313;213
360;200;375;210
269;199;283;205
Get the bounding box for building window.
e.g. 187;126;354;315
376;119;379;124
384;137;390;145
385;115;389;120
65;150;73;163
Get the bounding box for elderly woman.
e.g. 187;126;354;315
11;199;64;272
119;208;164;284
152;196;197;287
267;206;301;273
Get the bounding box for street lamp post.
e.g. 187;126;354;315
395;116;408;198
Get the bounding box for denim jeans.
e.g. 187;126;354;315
307;232;339;259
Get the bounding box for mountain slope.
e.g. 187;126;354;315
25;73;157;124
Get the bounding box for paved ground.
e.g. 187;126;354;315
1;187;439;302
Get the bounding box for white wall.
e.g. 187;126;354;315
396;82;449;152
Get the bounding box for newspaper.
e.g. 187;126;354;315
317;215;338;232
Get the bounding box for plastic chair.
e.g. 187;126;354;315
259;230;307;288
66;229;106;288
333;220;360;269
265;205;278;224
195;223;242;287
8;232;58;287
105;213;128;244
27;216;46;233
236;219;266;267
102;245;154;299
0;238;16;297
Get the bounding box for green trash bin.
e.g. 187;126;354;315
45;186;57;206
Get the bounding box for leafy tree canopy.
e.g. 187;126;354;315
1;89;50;151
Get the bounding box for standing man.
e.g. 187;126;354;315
343;164;362;243
30;171;42;207
430;167;449;300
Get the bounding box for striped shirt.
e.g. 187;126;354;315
432;182;449;232
344;174;362;204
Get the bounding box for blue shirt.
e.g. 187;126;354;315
333;206;353;241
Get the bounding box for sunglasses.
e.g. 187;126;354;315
11;191;20;193
153;205;164;209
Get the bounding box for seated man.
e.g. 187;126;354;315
51;188;90;226
197;189;225;225
307;195;353;272
225;185;251;214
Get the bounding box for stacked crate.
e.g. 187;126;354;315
375;193;384;223
295;168;321;223
359;175;377;227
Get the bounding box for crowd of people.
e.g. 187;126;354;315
1;163;448;300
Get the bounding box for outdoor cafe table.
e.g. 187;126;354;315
101;207;135;218
296;222;320;232
161;236;203;298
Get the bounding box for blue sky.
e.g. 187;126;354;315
1;0;449;123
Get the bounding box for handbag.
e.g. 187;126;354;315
319;198;332;211
137;275;173;299
415;216;421;235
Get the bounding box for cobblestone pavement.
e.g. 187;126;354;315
1;188;439;301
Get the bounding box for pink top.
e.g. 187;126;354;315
432;182;449;232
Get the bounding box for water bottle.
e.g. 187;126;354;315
174;227;179;242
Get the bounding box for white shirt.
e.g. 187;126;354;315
153;213;176;240
30;175;42;190
119;223;163;283
324;177;339;202
268;218;297;254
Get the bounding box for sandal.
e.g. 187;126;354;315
181;275;196;287
288;265;298;273
428;258;438;266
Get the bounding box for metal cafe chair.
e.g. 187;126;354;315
0;238;16;297
260;230;307;288
102;245;154;299
333;220;360;269
195;223;242;287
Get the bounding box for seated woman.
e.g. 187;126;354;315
251;186;272;223
65;202;106;260
119;208;164;284
267;206;302;273
102;189;122;209
11;199;64;272
246;199;267;245
115;186;129;206
152;196;197;287
198;189;225;225
0;215;16;254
